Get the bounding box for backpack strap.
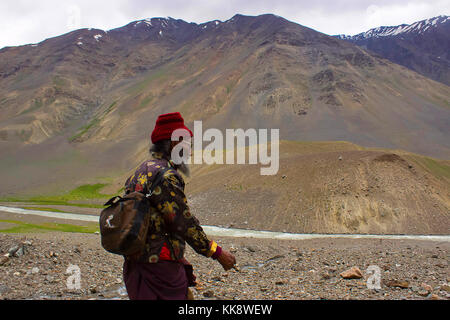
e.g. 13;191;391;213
145;166;171;198
103;166;171;206
103;195;139;206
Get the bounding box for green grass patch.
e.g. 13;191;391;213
105;101;117;114
0;184;113;208
0;198;105;208
20;98;43;115
0;219;98;234
69;118;100;142
29;183;113;202
413;156;450;180
21;207;66;213
127;67;170;95
69;101;118;142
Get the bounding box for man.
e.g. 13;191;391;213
122;112;236;300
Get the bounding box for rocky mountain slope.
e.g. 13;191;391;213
335;15;450;85
185;141;450;234
0;14;449;154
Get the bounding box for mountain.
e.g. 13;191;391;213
186;141;450;234
335;15;450;85
0;13;449;197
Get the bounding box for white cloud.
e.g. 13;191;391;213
364;1;449;29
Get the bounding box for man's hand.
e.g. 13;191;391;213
217;249;236;271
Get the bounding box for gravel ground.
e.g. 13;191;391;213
0;232;449;300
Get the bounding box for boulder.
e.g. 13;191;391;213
340;267;363;279
384;279;409;288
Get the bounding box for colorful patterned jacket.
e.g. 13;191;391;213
124;152;216;263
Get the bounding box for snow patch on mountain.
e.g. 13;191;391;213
338;15;448;40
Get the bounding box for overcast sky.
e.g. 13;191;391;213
1;0;449;48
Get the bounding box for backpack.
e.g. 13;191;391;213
99;167;168;256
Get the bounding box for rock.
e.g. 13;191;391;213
203;290;214;298
384;280;409;289
31;267;39;274
0;285;9;295
321;272;331;280
421;283;432;293
338;156;343;161
266;255;285;263
428;294;440;300
15;246;25;257
281;175;287;179
244;246;256;253
0;255;9;266
418;290;429;297
340;267;363;279
8;245;20;256
440;284;450;292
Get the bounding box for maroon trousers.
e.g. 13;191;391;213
123;259;188;300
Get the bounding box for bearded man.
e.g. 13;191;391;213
122;112;236;300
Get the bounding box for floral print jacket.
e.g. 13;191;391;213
124;152;213;263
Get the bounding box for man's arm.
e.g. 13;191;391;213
150;169;236;268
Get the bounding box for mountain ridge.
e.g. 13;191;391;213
334;15;450;85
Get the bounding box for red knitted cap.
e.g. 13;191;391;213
150;112;193;144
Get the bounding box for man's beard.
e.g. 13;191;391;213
176;161;190;178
